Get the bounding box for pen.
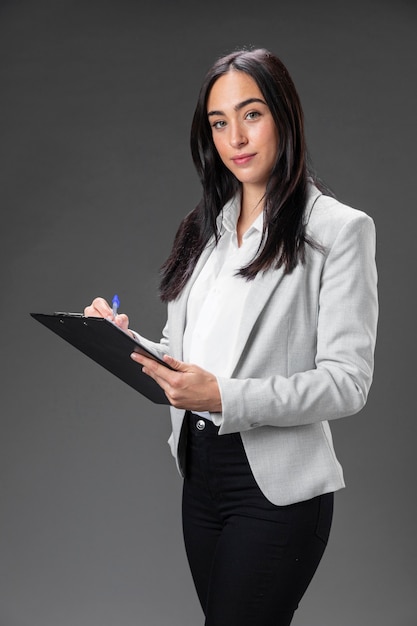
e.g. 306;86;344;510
112;294;120;319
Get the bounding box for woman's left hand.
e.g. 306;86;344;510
130;353;222;412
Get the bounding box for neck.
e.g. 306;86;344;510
236;188;266;247
240;188;266;220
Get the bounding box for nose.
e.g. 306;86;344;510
229;121;247;148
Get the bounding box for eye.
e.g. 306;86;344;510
211;119;226;130
246;111;261;121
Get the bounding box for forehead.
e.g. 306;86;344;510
207;70;263;111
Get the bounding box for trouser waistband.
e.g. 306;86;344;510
188;412;221;436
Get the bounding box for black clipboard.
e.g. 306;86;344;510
30;313;172;404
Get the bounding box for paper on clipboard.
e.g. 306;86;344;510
30;312;171;404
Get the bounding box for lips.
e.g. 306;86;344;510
231;153;256;165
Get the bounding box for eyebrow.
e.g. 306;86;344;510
207;97;267;117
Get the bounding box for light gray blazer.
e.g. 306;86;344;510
145;184;378;506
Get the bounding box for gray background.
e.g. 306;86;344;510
0;0;415;624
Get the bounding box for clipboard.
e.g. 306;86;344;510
30;313;172;404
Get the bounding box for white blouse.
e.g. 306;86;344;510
183;195;264;419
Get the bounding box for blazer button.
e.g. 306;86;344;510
196;419;206;431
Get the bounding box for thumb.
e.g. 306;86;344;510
163;354;189;372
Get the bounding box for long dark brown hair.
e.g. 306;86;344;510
160;48;325;302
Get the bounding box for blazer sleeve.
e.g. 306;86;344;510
213;212;378;434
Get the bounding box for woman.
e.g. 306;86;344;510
85;48;378;625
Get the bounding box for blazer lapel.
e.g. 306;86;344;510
227;266;286;377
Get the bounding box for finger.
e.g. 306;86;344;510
93;297;112;316
130;352;161;373
131;352;177;387
114;313;130;331
84;297;112;318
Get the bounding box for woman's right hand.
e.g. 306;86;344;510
84;297;131;335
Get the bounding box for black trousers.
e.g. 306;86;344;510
182;413;334;626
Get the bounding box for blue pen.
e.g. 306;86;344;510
112;294;120;319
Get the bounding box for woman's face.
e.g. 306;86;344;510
207;70;279;194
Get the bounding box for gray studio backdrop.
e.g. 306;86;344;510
1;1;415;625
